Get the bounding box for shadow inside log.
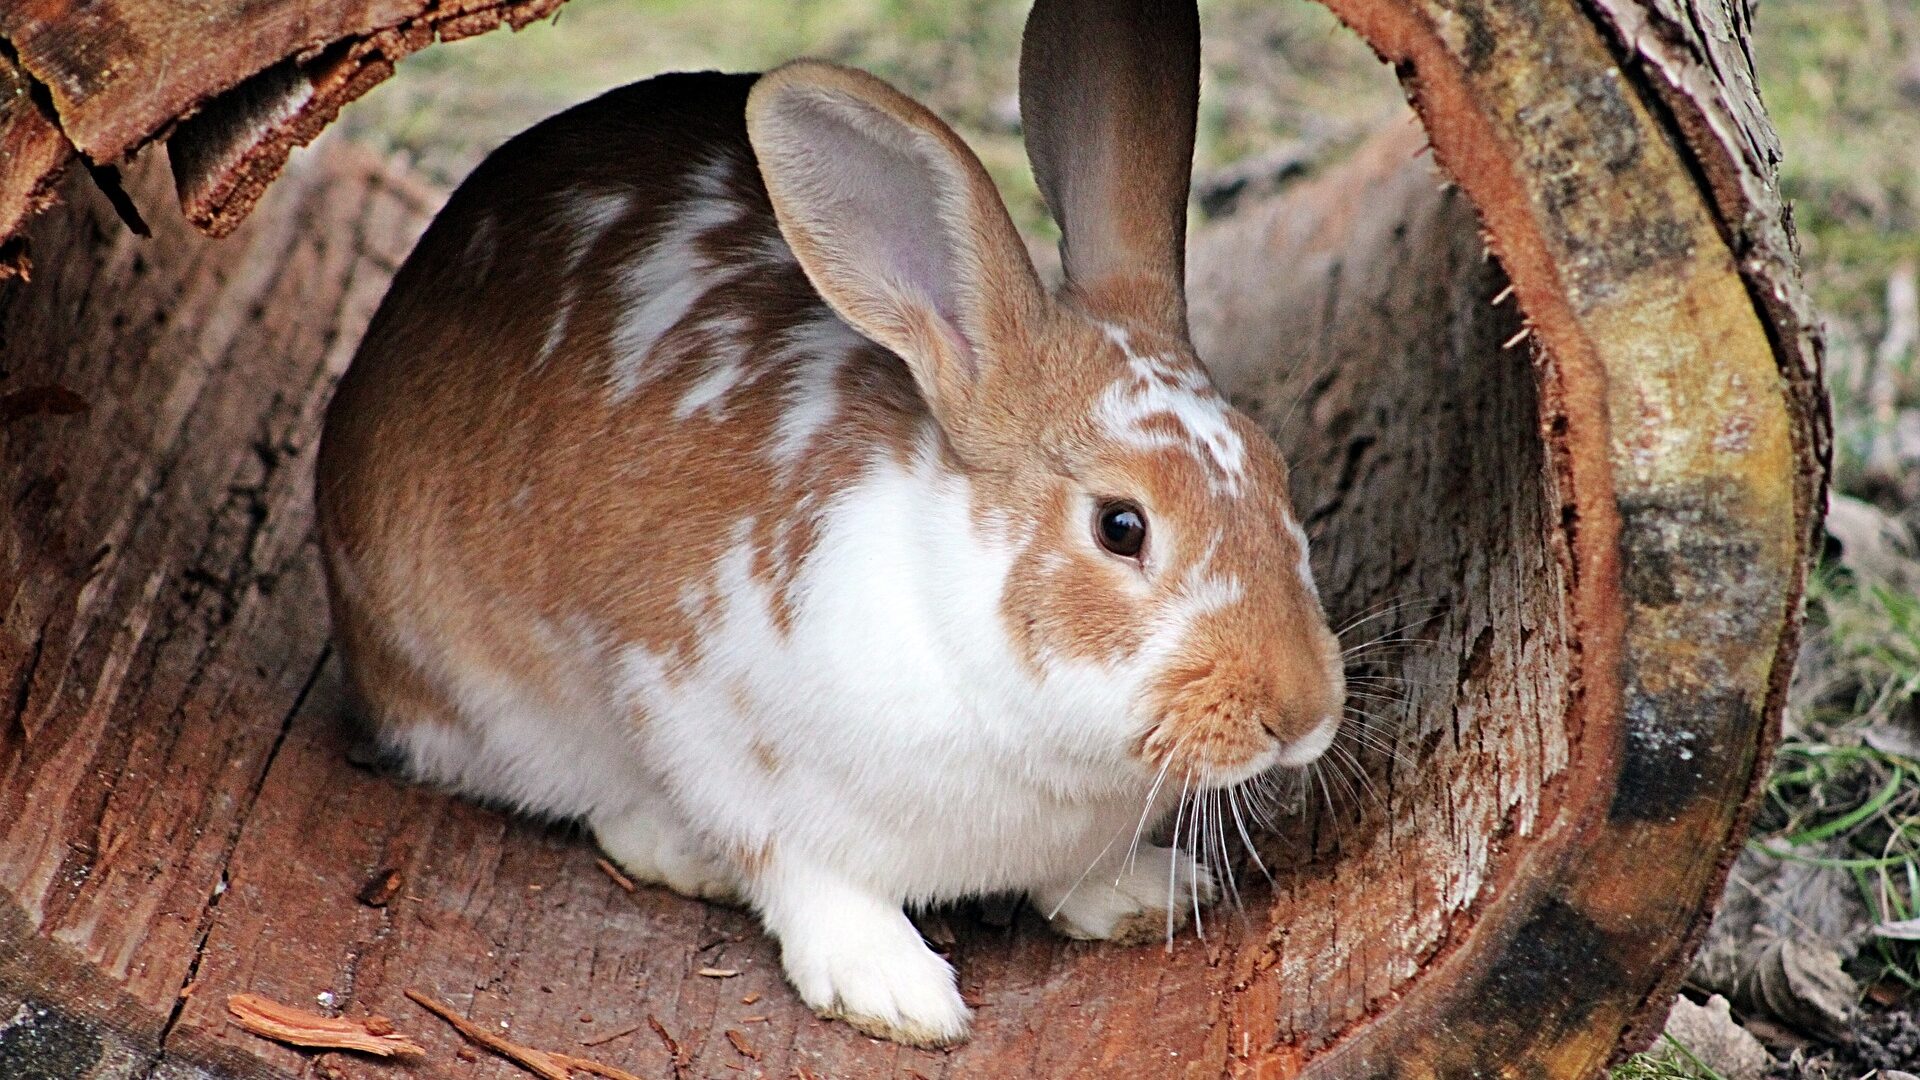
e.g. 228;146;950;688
1186;122;1570;1048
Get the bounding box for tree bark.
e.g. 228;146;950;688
0;0;1823;1076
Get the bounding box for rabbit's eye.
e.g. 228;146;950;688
1095;501;1147;559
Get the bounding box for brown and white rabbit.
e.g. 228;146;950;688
315;0;1343;1046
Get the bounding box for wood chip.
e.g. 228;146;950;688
580;1021;643;1047
740;1015;768;1024
647;1014;693;1074
725;1029;761;1061
406;989;644;1080
647;1014;680;1059
595;857;636;893
362;1015;396;1037
356;867;403;907
739;993;760;1005
697;967;740;978
226;994;425;1059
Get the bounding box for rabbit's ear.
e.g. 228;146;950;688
1020;0;1200;337
747;62;1046;432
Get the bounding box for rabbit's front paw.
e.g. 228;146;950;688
761;867;970;1047
1034;845;1218;945
783;916;970;1047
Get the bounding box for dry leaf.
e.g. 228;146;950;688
1826;493;1919;586
1660;994;1772;1080
1694;933;1858;1042
648;1014;693;1075
226;994;425;1058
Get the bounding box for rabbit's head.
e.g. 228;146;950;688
746;0;1341;789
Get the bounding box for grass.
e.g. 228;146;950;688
1613;1036;1729;1080
1756;563;1920;991
1751;0;1920;496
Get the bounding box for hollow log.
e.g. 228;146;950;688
0;0;1824;1076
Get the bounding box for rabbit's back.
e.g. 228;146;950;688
315;72;933;814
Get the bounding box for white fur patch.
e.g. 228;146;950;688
1095;324;1246;493
607;157;744;401
676;359;746;419
375;614;650;823
768;314;869;467
672;314;757;420
1284;516;1317;600
539;191;633;366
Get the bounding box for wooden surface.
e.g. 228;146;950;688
0;0;1826;1075
0;0;562;258
0;49;73;278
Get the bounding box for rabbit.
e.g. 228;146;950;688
314;0;1343;1048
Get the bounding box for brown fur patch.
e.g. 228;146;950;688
749;737;782;778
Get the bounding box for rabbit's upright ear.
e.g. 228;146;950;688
747;62;1047;433
1020;0;1200;337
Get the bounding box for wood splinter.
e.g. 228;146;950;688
595;857;637;892
405;989;646;1080
225;993;426;1058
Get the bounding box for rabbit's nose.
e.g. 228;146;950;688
1272;714;1339;767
